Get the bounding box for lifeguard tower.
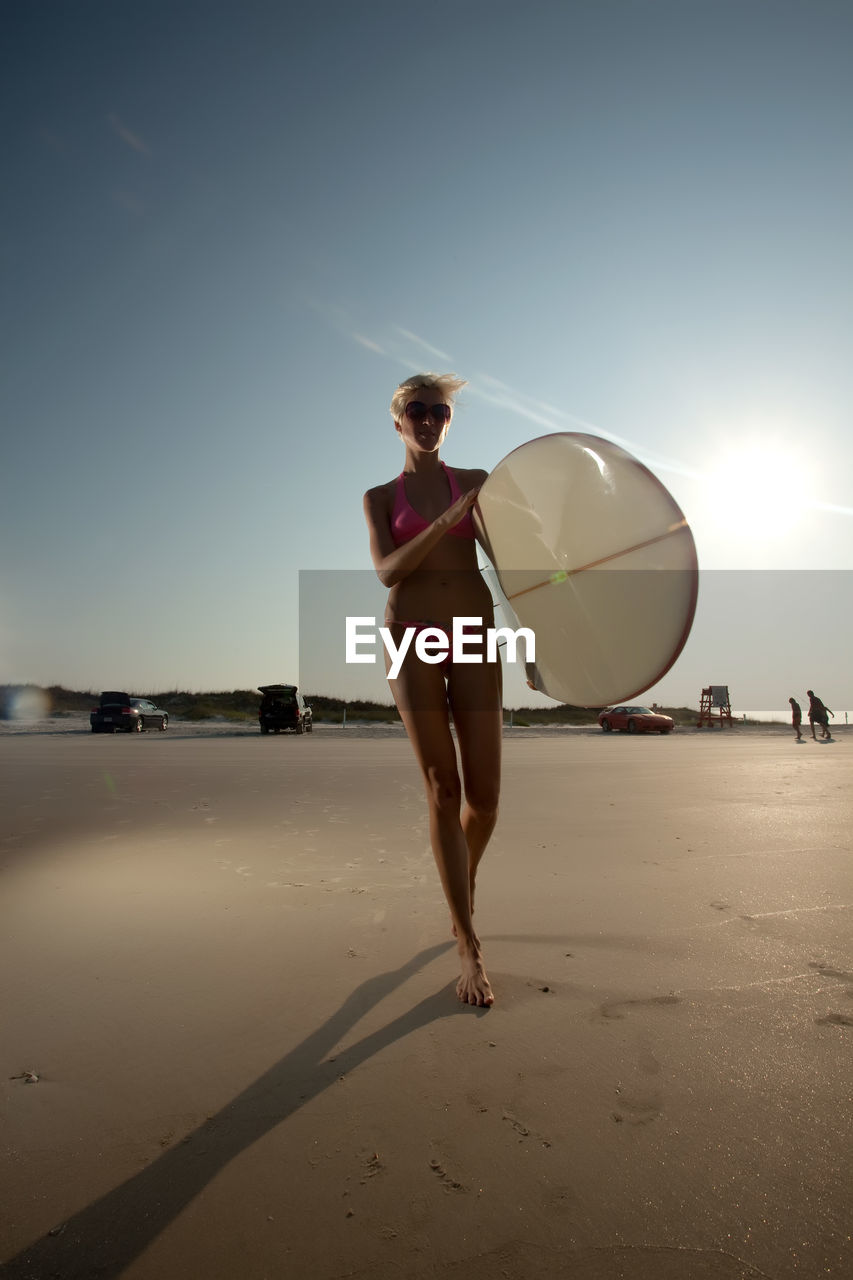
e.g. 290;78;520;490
697;685;734;728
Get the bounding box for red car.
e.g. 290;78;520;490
598;705;674;734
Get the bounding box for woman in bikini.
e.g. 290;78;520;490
363;373;501;1007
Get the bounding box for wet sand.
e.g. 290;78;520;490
1;723;850;1279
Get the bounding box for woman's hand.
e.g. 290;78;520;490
437;486;480;532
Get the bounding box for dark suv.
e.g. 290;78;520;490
258;685;313;735
90;692;169;733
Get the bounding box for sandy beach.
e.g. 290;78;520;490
1;721;850;1279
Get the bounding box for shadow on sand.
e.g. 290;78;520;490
1;943;483;1280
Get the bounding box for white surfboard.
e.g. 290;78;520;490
473;433;698;707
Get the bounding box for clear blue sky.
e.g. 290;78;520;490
2;0;850;711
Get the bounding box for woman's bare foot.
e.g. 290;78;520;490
456;940;494;1006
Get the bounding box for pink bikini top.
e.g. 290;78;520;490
390;461;476;547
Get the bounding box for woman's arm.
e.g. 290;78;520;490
363;485;481;588
458;468;492;562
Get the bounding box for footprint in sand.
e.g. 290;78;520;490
502;1111;552;1148
599;994;680;1021
612;1048;664;1125
810;962;853;983
612;1092;662;1125
428;1158;465;1193
810;963;853;1022
214;858;252;878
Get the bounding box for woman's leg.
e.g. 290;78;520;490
388;647;493;1006
447;657;503;914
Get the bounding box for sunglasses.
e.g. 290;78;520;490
405;401;452;424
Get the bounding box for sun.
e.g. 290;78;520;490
701;437;817;544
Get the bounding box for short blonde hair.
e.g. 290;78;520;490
389;372;468;424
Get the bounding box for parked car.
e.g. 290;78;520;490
258;684;313;734
598;705;674;734
90;692;169;733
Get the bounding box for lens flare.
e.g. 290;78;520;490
4;687;50;721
